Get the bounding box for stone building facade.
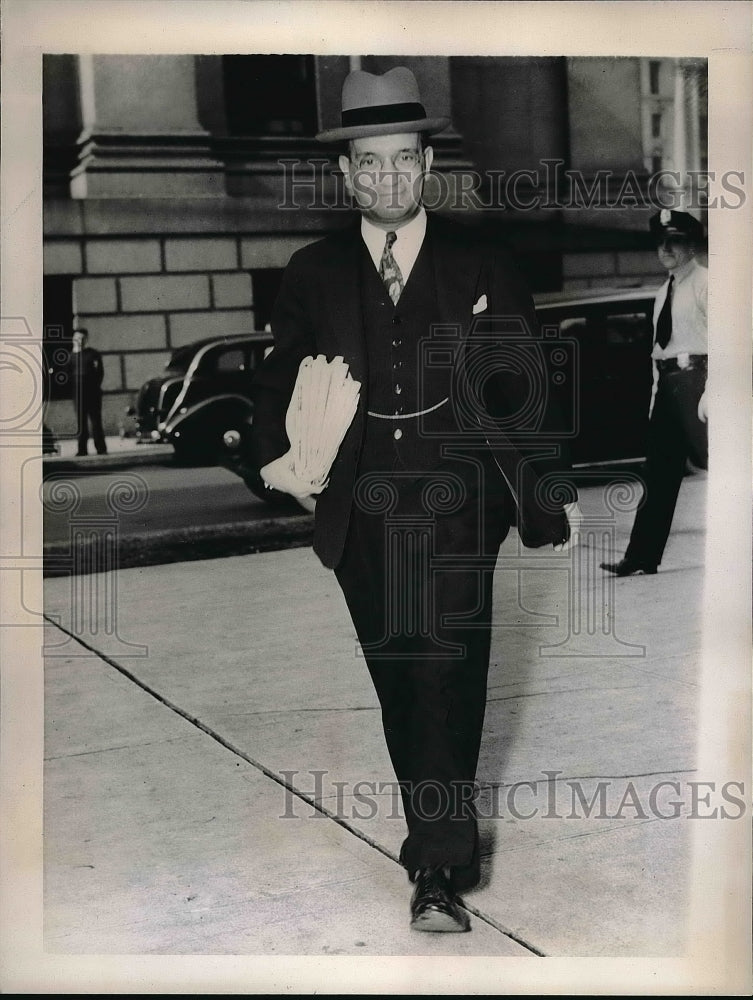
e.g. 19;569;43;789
43;54;707;435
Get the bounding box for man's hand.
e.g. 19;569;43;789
295;494;318;513
260;451;324;504
697;391;708;423
553;501;583;552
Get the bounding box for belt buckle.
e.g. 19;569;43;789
677;352;690;370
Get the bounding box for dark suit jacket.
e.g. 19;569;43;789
71;347;104;395
251;212;576;569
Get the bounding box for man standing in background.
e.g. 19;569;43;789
602;209;707;576
71;327;107;456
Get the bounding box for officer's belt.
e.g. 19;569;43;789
656;354;707;373
367;397;449;419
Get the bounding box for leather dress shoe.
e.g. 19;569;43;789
409;867;471;932
600;558;658;577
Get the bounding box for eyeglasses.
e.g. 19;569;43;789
350;150;424;172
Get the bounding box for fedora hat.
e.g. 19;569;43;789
649;208;704;244
316;66;450;143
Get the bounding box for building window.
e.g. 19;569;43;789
222;56;318;137
649;60;661;94
43;275;74;401
651;112;662;138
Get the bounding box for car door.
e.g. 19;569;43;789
588;303;654;462
194;343;254;403
537;297;655;465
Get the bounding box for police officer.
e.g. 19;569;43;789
602;209;707;576
71;327;107;456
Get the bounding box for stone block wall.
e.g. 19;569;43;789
44;230;676;438
561;249;666;291
43;232;290;436
560;246;707;292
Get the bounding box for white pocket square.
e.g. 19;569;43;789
472;294;488;315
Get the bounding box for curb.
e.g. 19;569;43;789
43;445;174;474
43;514;315;576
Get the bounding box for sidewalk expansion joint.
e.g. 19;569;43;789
43;612;548;957
483;767;698;789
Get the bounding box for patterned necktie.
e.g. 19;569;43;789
379;230;404;306
656;275;674;349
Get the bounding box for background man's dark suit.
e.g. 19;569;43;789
250;211;575;889
71;337;107;456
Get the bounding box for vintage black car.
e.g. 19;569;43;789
128;285;659;500
533;285;658;466
126;333;273;464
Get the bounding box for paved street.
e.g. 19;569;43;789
42;464;264;543
42;446;312;572
34;465;747;991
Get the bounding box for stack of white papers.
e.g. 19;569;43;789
285;355;361;489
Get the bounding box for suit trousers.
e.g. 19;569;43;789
625;365;707;567
334;465;510;890
75;390;107;456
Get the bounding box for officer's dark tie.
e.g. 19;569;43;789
379;230;404;306
656;275;674;349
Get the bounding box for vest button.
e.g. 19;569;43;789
392;337;402;348
395;384;402;394
392;315;401;325
393;428;403;440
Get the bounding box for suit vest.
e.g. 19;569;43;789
358;237;465;476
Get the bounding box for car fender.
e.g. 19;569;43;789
163;394;254;440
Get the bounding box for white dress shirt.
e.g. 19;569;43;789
651;257;708;360
361;208;427;286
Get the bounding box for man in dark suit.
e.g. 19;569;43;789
601;210;707;577
71;327;107;456
251;67;579;932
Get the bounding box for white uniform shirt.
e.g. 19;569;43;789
361;208;427;286
651;257;708;360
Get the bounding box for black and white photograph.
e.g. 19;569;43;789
1;1;751;994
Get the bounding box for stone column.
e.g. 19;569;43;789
43;55;82;197
674;60;704;177
70;55;224;197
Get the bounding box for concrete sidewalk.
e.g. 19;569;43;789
41;475;709;967
44;434;173;469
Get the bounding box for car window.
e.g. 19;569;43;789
602;311;653;346
165;348;193;373
214;348;246;373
